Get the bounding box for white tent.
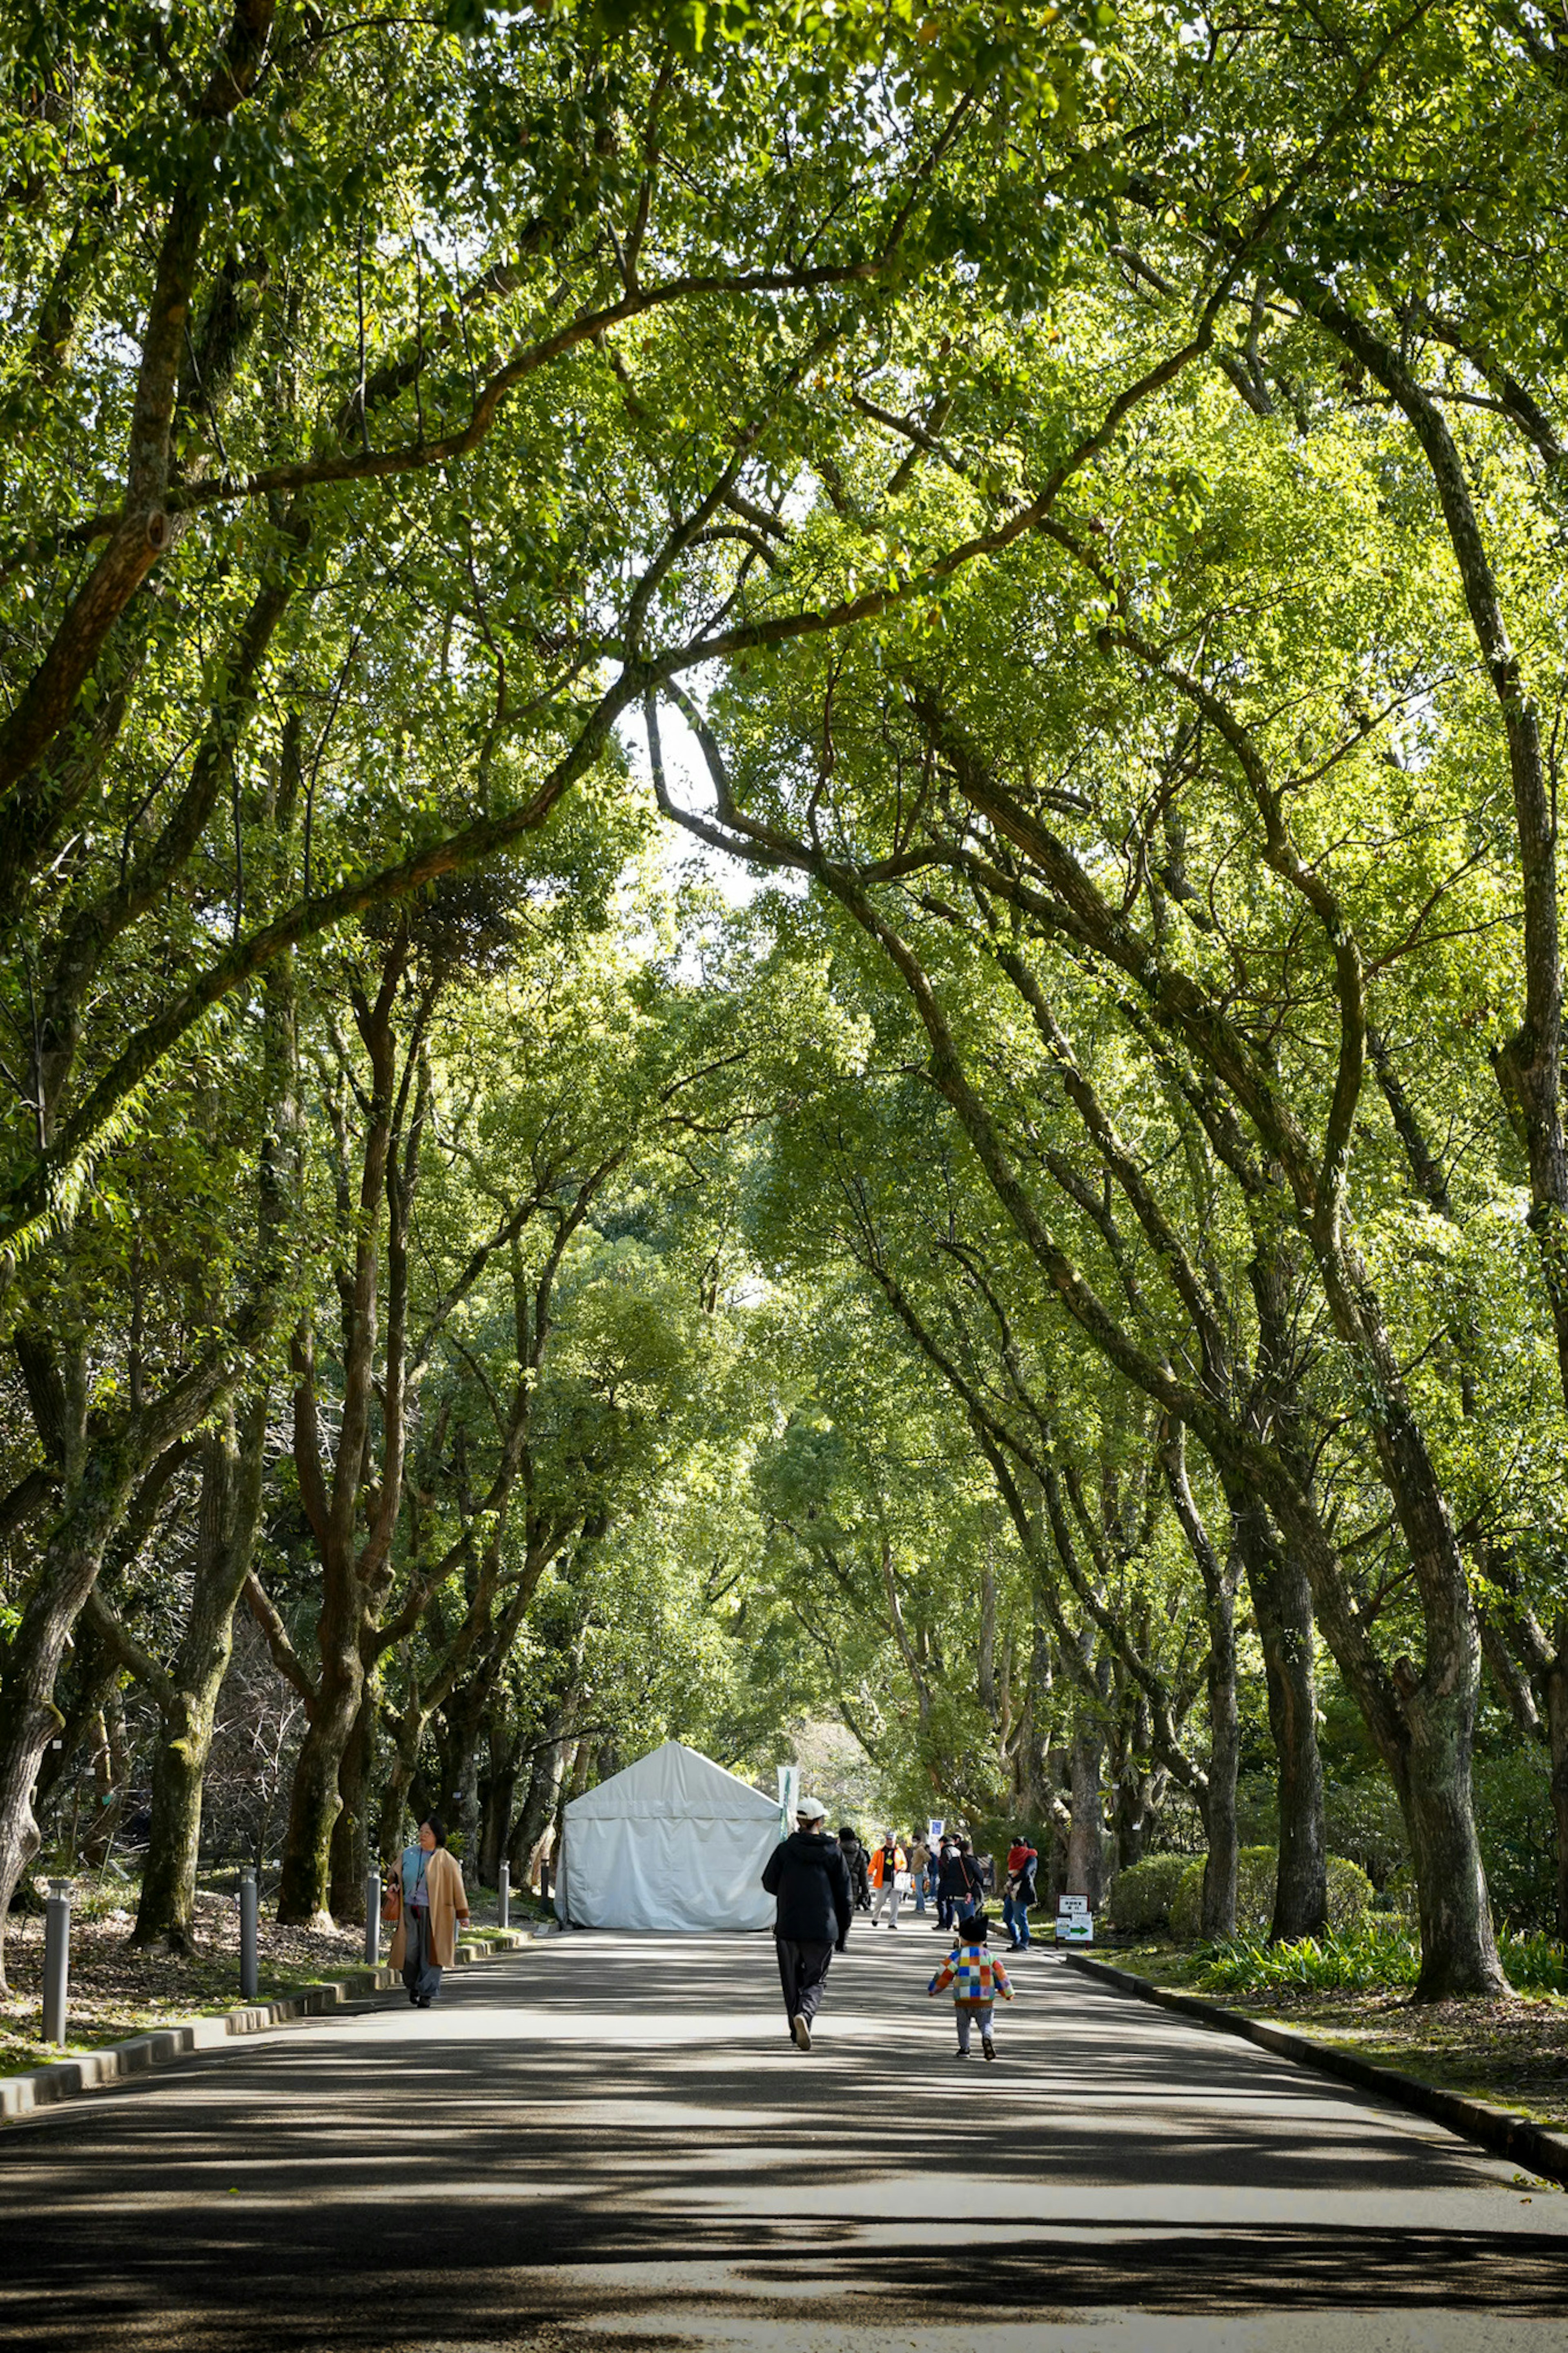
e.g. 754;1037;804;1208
553;1740;783;1932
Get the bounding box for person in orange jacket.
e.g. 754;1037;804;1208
868;1831;907;1928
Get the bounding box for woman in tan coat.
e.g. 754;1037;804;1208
386;1816;469;2007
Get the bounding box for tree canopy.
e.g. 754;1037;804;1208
6;0;1568;2004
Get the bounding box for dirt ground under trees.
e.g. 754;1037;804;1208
2;1876;365;2073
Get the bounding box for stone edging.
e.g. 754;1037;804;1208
1063;1950;1568;2190
0;1923;551;2126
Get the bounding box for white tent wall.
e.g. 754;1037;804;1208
553;1740;783;1932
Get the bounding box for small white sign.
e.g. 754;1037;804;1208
1056;1909;1094;1943
928;1817;945;1844
1057;1894;1089;1915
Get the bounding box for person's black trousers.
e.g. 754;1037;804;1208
775;1935;834;2027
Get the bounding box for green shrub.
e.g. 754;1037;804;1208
1169;1846;1374;1941
1197;1917;1420;1994
1327;1854;1376;1927
1194;1920;1568;1996
1498;1927;1568;1993
1107;1854;1190;1934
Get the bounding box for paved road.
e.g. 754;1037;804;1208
7;1921;1566;2352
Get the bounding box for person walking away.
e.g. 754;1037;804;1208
908;1833;931;1916
1003;1832;1038;1951
763;1797;853;2051
387;1815;470;2008
869;1832;907;1928
933;1835;958;1929
937;1833;983;1928
929;1909;1013;2060
838;1824;871;1912
955;1835;986;1923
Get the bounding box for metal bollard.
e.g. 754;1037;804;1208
539;1858;552;1905
42;1879;72;2046
497;1864;509;1931
240;1869;259;2001
364;1868;381;1966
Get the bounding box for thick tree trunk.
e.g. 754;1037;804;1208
1273;1475;1507;1998
1200;1578;1239;1941
327;1683;376;1922
33;1618;120;1829
131;1399;270;1949
377;1763;413;1865
80;1697;129;1867
480;1723;521;1888
135;1704;209;1950
508;1738;568;1889
278;931;412;1925
276;1631;361;1926
1111;1695;1156;1873
1014;1618;1054;1824
457;1744;483;1865
1242;1524;1327;1939
1547;1640;1568;1946
1399;1671;1506;2001
128;960;292;1941
0;1454;143;1989
1065;1718;1105;1907
552;1735;591;1886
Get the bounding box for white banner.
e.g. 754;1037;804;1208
777;1763;800;1825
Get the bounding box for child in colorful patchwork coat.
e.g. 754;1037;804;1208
928;1909;1013;2059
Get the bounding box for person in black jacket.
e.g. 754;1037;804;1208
935;1833;983;1929
837;1824;871;1911
762;1796;854;2050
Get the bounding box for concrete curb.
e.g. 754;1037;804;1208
1;1921;553;2125
1064;1950;1568;2190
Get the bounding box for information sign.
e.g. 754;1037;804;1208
1056;1894;1094;1944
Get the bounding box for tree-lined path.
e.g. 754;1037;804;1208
7;1929;1566;2353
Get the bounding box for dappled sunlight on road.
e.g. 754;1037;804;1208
5;1928;1567;2352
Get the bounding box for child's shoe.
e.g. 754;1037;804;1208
981;2032;996;2061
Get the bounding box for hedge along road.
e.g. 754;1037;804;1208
5;1925;1566;2353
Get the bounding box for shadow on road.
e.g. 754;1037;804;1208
7;1933;1565;2350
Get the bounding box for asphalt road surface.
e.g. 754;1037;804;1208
7;1920;1566;2353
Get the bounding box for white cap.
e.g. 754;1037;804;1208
796;1796;827;1821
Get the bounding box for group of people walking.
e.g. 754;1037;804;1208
378;1797;1042;2062
832;1822;1038;1943
763;1801;1039;2057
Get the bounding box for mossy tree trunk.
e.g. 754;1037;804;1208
93;1397;272;1952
